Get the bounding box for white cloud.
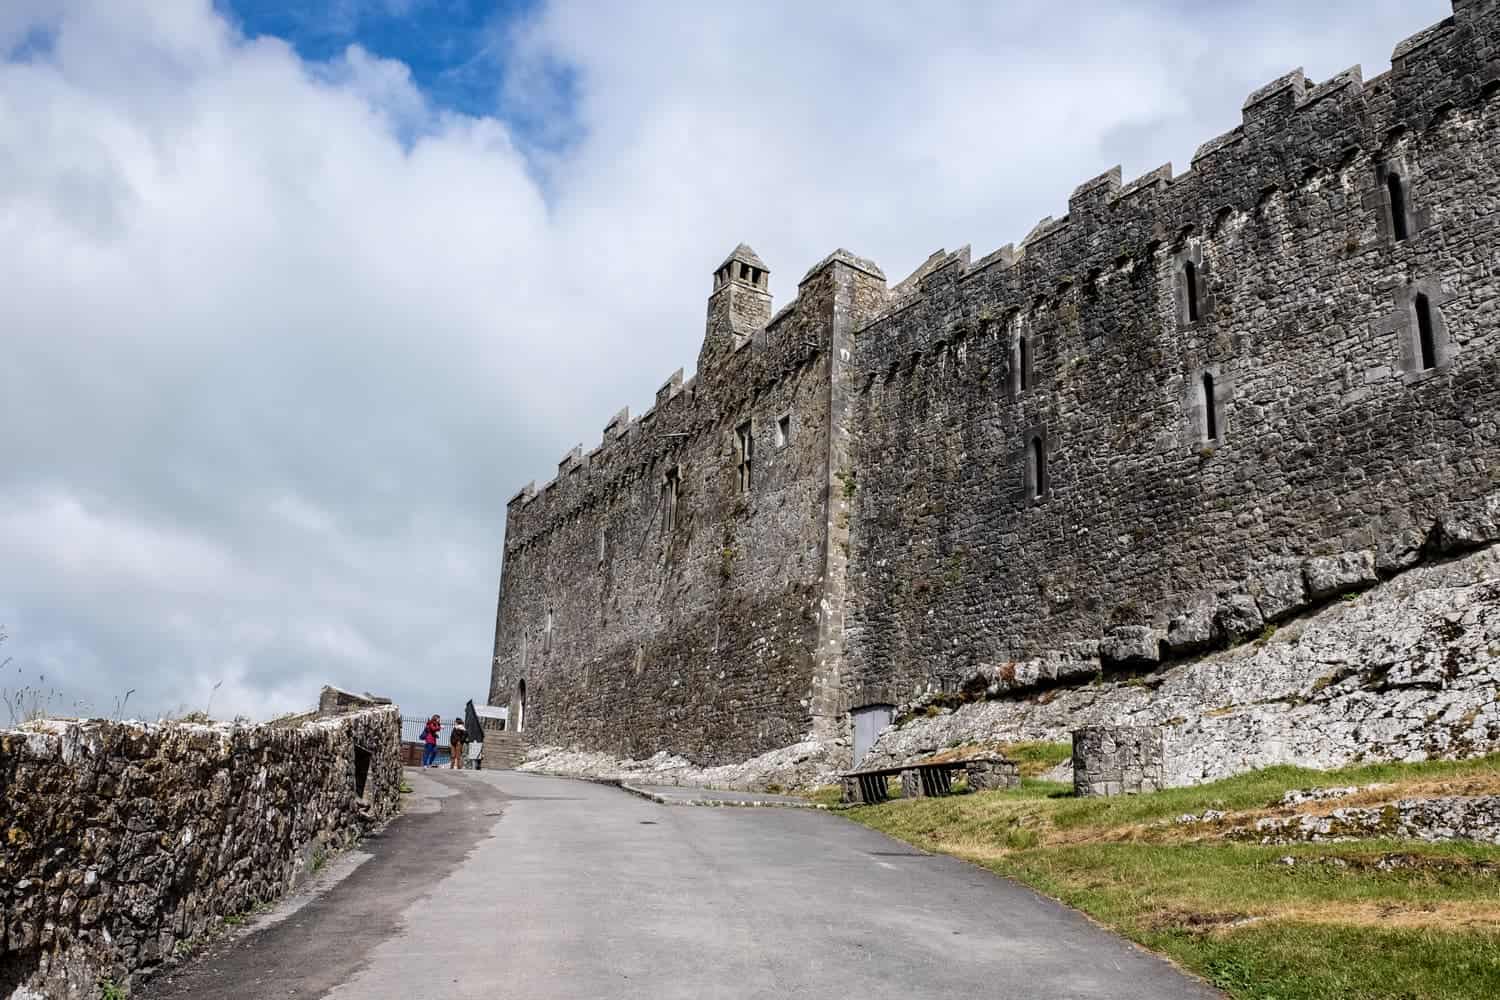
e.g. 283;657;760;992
0;0;1452;722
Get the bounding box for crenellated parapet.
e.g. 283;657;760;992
499;243;892;557
854;0;1498;372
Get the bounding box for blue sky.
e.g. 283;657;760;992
0;0;1454;725
217;0;578;147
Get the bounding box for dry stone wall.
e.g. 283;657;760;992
0;706;401;999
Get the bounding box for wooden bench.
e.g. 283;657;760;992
840;755;1018;805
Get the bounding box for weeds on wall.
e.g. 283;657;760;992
3;625;59;725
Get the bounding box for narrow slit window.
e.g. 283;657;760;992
1184;260;1200;322
735;420;753;492
1028;437;1046;500
1388;173;1409;242
354;745;371;798
776;414;790;448
1414;294;1437;370
663;467;680;533
1017;333;1031;392
1202;372;1218;441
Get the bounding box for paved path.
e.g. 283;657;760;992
146;769;1220;999
620;782;817;807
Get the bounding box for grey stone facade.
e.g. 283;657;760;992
0;706;401;998
491;246;886;764
491;1;1500;773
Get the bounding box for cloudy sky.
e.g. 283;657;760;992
0;0;1450;724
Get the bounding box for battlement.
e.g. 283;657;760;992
502;242;892;547
859;0;1496;349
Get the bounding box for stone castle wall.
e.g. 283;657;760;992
490;249;885;764
841;0;1500;709
0;706;401;999
491;0;1500;771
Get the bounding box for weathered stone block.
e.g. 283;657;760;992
1303;551;1378;599
1435;494;1500;553
1250;568;1308;623
964;759;1020;792
1099;626;1161;666
1165;601;1219;654
1214;593;1265;641
1376;527;1427;575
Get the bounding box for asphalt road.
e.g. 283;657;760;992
147;768;1221;1000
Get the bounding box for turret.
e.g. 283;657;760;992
701;243;772;367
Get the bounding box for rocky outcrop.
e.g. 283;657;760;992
0;706;401;999
862;545;1500;787
521;739;841;792
1237;796;1500;845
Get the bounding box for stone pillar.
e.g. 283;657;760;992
1072;726;1165;797
964;758;1020;792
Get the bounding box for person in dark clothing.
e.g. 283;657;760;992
449;717;467;769
421;715;441;767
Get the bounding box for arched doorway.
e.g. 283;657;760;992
515;678;527;733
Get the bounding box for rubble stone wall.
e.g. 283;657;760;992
0;706;401;999
490;250;886;764
843;0;1500;710
490;1;1500;775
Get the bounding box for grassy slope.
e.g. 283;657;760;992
832;747;1500;1000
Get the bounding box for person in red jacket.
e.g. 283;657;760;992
421;715;441;767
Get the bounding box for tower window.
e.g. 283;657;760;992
1009;313;1029;395
663;467;680;533
544;607;554;651
776;414;790;448
735;420;753;492
1414;293;1437;370
1184;260;1200;322
1387;173;1409;242
1202;372;1218;441
1026;435;1047;501
740;263;750;280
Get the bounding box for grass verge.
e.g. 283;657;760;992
840;749;1500;1000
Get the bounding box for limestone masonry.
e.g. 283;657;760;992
0;705;401;998
490;0;1500;775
